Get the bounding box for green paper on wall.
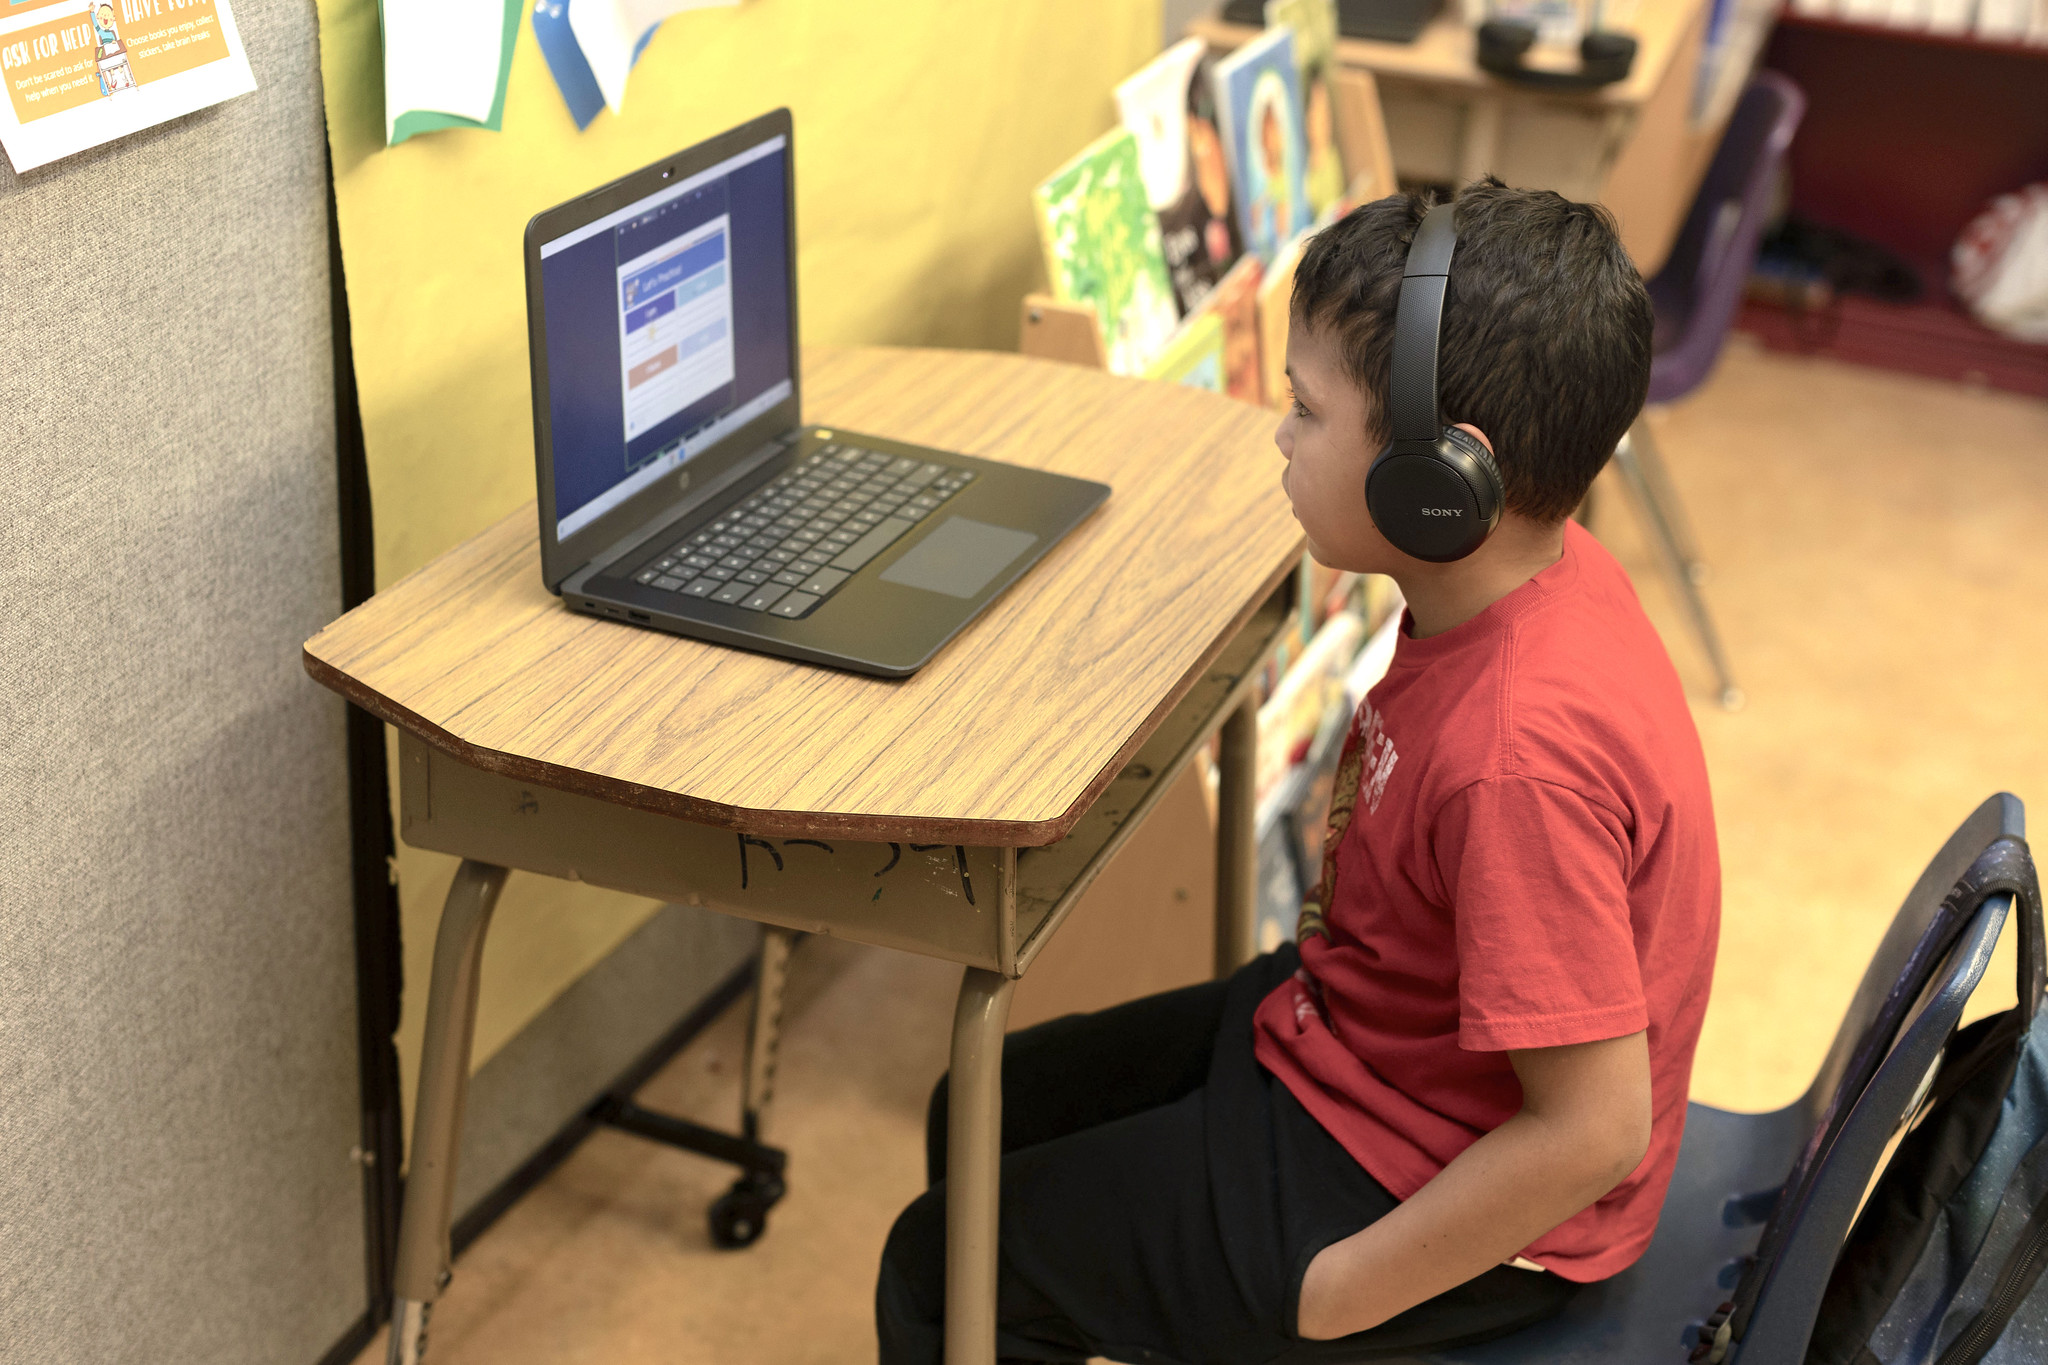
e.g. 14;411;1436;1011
382;0;524;145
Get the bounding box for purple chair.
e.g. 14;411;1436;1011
1285;793;2028;1364
1613;72;1806;711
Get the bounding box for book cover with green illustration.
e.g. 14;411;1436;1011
1144;309;1225;393
1034;129;1181;377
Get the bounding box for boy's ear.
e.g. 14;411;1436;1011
1450;422;1493;454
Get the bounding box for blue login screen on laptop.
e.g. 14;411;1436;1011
538;136;792;539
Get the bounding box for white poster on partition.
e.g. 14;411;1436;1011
0;0;256;173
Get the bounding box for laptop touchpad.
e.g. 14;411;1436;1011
880;517;1038;600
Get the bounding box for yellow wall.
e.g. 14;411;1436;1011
315;0;1162;1119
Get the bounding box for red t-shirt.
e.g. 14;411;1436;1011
1252;521;1719;1282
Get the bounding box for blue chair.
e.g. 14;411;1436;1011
1299;792;2026;1364
1612;73;1806;712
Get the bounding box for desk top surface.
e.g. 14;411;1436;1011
305;346;1303;846
1189;0;1703;107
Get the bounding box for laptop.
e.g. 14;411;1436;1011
524;109;1110;678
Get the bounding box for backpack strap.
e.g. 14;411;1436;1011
1699;836;2043;1363
1962;837;2046;1027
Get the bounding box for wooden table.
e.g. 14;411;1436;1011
1191;0;1735;276
304;345;1304;1365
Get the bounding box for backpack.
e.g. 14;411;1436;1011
1805;836;2048;1365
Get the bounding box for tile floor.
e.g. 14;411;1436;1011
354;338;2048;1364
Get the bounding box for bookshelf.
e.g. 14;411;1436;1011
1740;9;2048;397
1776;9;2048;56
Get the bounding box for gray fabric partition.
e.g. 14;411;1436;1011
0;2;365;1361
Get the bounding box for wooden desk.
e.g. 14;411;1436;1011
304;346;1303;1365
1191;0;1727;276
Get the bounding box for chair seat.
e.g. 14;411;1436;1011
1306;1102;1810;1364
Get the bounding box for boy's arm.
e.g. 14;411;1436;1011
1295;1030;1654;1341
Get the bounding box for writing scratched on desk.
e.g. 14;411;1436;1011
736;835;976;905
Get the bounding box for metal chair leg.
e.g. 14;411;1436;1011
387;859;508;1365
1625;418;1710;584
945;968;1016;1365
1613;431;1745;712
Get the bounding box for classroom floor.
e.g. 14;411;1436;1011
351;338;2048;1365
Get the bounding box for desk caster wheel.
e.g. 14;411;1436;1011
709;1171;785;1249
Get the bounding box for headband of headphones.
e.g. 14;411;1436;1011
1387;203;1459;447
1363;201;1503;563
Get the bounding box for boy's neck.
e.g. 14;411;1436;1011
1392;515;1569;640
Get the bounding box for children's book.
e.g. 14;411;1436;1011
1116;39;1248;317
1972;0;2027;35
1257;229;1309;410
1034;129;1182;377
1267;0;1346;221
1332;67;1397;203
1208;254;1265;404
1924;0;1972;30
1212;26;1310;265
1143;310;1226;393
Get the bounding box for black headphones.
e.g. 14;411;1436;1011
1365;204;1504;563
1476;19;1638;90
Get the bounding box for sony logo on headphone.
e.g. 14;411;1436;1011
1420;508;1464;517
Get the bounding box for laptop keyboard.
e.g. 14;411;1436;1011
630;443;976;620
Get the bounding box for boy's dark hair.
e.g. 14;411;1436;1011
1291;180;1652;523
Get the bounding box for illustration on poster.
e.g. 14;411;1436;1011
0;0;257;170
93;5;135;95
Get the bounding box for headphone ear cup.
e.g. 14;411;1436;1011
1476;18;1537;75
1579;29;1638;84
1364;428;1504;564
1440;426;1504;520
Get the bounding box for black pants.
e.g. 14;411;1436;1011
875;947;1577;1365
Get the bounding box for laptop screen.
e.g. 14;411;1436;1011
536;133;793;541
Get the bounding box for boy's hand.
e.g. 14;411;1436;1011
1294;1031;1653;1341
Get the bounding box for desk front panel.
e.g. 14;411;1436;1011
394;584;1292;976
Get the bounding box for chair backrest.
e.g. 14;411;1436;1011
1798;794;2026;1129
1644;73;1806;406
1719;794;2037;1365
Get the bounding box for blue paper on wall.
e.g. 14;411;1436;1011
533;0;655;130
533;0;604;130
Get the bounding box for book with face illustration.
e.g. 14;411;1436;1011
1211;26;1309;266
1267;0;1347;222
1115;37;1246;317
1034;128;1182;377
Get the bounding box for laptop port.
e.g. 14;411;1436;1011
628;610;651;622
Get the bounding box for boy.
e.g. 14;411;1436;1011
876;183;1719;1364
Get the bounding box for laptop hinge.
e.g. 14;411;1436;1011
580;432;799;585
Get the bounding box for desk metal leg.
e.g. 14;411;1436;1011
945;967;1015;1365
741;926;795;1145
697;924;799;1248
387;859;507;1365
1215;694;1259;977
